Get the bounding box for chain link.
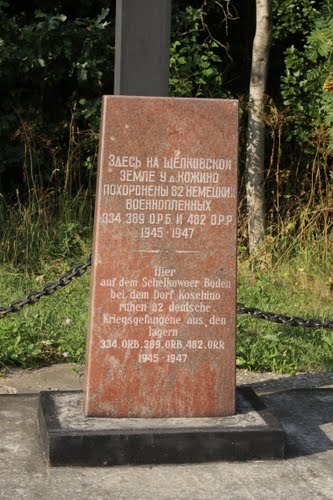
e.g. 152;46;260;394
0;252;332;331
237;303;333;331
0;253;91;319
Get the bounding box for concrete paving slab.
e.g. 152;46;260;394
1;363;332;394
0;363;83;394
0;383;332;499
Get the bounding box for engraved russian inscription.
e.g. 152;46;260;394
84;96;238;418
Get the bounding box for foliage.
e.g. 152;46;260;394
0;1;236;194
169;5;228;98
246;0;333;252
281;0;333;149
272;0;318;42
0;3;113;184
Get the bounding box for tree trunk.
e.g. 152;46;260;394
245;0;272;254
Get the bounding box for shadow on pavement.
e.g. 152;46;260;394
239;373;333;458
242;371;333;393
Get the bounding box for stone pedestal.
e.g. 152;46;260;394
38;388;285;466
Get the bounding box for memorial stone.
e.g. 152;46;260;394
84;96;238;418
39;96;286;465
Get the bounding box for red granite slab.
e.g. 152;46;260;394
84;96;238;417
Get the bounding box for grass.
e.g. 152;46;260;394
0;236;332;373
1;78;332;374
237;252;333;373
0;189;93;369
0;189;93;272
0;262;90;368
0;150;332;374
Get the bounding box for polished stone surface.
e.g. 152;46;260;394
85;97;239;418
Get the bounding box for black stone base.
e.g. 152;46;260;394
38;388;285;466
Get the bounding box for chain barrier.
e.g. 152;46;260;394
0;252;332;331
237;303;333;331
0;253;91;319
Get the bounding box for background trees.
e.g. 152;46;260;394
0;0;331;258
245;0;272;254
0;1;332;372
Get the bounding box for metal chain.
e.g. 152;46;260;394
0;252;332;331
237;303;333;331
0;253;91;319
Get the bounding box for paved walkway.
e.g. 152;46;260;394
0;365;332;499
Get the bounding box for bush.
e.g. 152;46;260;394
0;4;114;187
281;0;333;150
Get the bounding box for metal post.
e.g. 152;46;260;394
114;0;172;96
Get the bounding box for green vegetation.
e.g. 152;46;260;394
1;233;332;373
0;1;332;373
0;266;90;367
0;189;93;271
169;6;228;98
281;0;333;148
237;253;333;373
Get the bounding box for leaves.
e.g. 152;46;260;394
169;6;228;98
272;0;318;41
281;0;333;151
0;4;114;177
